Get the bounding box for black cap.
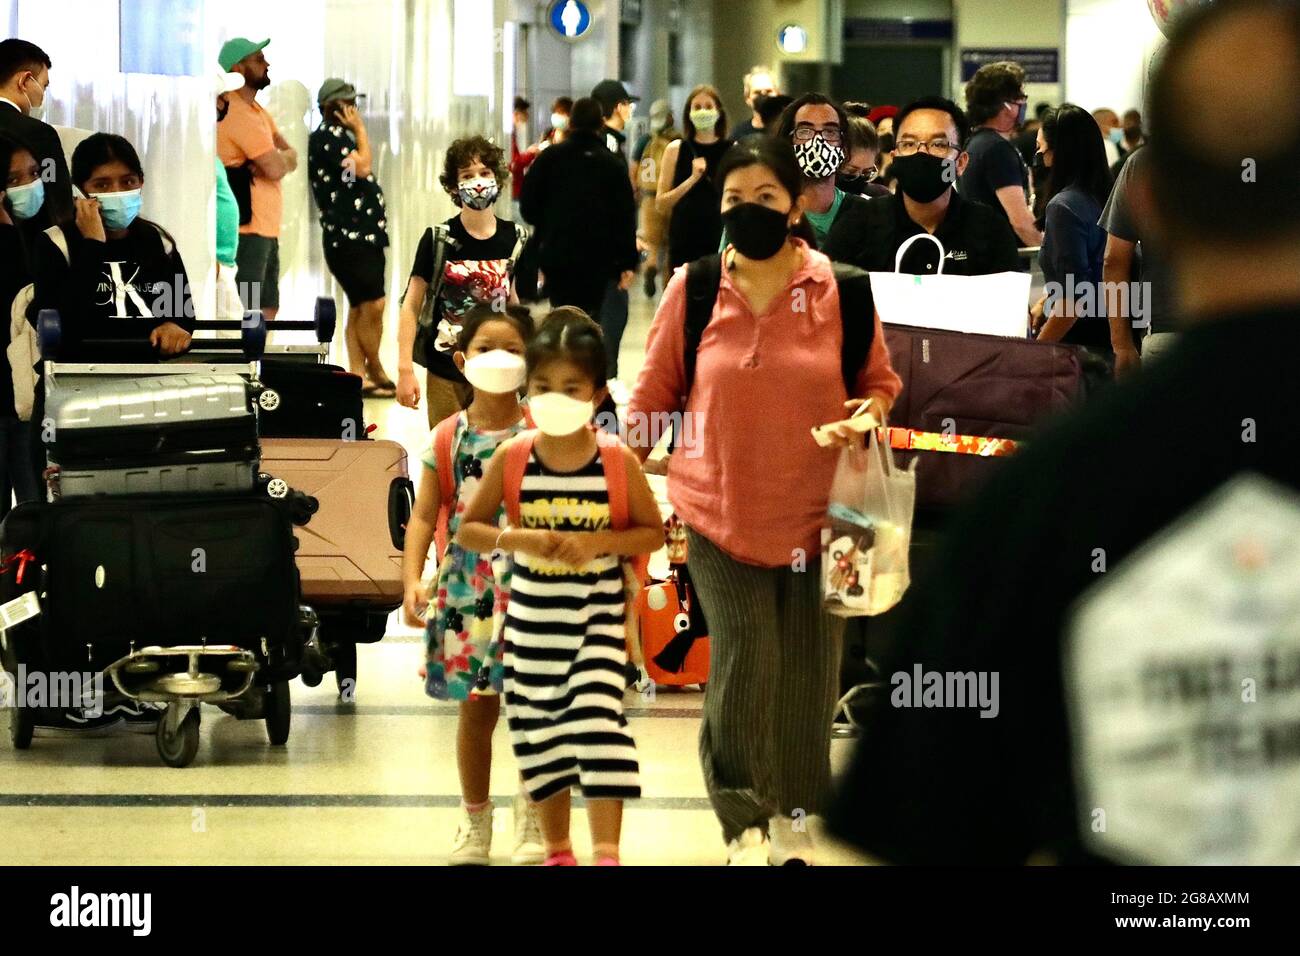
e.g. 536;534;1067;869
591;79;638;115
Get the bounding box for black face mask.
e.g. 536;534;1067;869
837;175;868;196
722;202;790;260
891;152;952;203
1032;151;1046;170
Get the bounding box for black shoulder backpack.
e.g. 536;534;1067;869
681;252;877;411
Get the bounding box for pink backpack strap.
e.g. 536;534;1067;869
594;430;629;531
593;431;650;584
431;413;462;561
433;413;460;503
503;430;539;527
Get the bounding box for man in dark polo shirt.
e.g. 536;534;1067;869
829;0;1300;866
959;61;1042;248
823;96;1019;276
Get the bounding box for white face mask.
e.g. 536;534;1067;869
528;392;594;436
551;113;568;131
461;349;526;394
22;74;46;119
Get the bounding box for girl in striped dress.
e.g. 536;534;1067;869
457;309;663;866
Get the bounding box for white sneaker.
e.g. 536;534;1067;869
448;802;494;865
608;378;631;407
769;815;814;865
726;827;771;866
511;791;545;865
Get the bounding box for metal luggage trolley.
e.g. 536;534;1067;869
0;308;328;767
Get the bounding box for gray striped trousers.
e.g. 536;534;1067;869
685;527;845;843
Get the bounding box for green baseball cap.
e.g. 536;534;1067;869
219;37;269;72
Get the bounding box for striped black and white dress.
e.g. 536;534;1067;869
502;448;641;802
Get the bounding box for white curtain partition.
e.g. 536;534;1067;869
7;0;498;356
1064;0;1164;118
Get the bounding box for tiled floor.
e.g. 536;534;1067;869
0;285;874;866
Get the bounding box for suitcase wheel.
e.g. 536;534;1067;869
8;704;35;750
156;706;200;768
266;478;290;499
265;680;291;745
257;388;281;412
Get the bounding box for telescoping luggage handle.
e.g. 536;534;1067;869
36;297;337;362
893;232;947;275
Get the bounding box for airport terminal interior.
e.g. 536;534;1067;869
1;0;1297;875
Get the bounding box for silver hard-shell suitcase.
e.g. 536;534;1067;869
45;372;261;497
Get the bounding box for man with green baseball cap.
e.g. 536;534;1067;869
218;37;269;73
216;36;296;320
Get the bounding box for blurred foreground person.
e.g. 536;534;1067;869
831;0;1300;866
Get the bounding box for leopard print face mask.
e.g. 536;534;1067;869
794;134;846;180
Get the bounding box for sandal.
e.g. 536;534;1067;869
361;382;397;399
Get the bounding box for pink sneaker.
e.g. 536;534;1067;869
544;850;578;866
595;856;621;866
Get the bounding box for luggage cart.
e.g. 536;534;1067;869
0;310;319;767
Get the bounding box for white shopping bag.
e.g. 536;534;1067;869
822;430;917;617
869;233;1032;338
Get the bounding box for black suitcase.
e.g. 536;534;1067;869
0;495;303;681
256;360;366;439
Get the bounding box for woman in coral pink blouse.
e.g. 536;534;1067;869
628;136;902;866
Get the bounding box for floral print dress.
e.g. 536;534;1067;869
423;413;525;701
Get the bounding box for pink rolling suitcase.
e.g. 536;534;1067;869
259;438;413;608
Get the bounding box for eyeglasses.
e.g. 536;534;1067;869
793;124;843;145
894;138;957;156
839;165;878;181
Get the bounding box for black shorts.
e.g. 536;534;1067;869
323;240;387;306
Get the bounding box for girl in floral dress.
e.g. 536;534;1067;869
401;303;542;865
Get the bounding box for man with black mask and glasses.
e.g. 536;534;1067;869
823;96;1019;276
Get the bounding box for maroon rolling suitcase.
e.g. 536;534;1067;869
882;324;1092;511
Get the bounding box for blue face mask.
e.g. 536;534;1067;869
6;178;45;220
1109;128;1124;146
90;188;142;230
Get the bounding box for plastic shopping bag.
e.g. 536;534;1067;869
822;429;917;617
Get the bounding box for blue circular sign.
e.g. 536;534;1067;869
549;0;592;41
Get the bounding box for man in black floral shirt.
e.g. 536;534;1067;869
308;77;394;396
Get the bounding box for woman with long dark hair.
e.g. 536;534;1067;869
30;132;194;354
629;135;901;865
656;83;733;271
1031;104;1114;348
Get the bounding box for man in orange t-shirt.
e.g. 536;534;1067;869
216;37;297;320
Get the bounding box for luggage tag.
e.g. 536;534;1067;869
0;590;42;644
812;398;880;448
